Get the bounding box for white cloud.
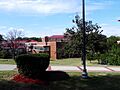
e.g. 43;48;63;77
7;27;24;32
0;25;65;38
116;17;120;22
8;27;14;31
25;26;65;37
102;25;120;37
101;23;109;26
0;26;25;35
86;1;114;12
0;0;113;15
18;28;24;32
0;26;7;29
0;0;80;14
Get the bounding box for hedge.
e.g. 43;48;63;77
15;53;50;79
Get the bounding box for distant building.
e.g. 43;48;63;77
25;41;58;60
117;41;120;44
48;35;64;42
29;35;67;60
1;35;66;60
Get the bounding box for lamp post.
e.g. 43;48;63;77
81;0;89;79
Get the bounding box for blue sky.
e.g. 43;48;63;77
0;0;120;37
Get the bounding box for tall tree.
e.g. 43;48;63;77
107;36;120;50
22;37;42;42
29;37;42;42
63;15;107;59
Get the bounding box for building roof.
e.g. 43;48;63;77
49;35;64;39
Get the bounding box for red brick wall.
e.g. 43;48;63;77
38;41;57;60
49;42;57;60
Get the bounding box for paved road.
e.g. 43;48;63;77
0;64;120;72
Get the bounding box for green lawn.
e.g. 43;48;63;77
0;71;120;90
50;58;99;66
0;59;16;65
0;58;99;66
0;70;17;80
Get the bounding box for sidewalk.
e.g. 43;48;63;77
47;66;120;72
0;64;16;71
0;64;120;72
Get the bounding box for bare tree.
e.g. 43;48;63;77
6;30;24;40
5;30;24;59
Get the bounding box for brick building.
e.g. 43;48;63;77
48;35;64;42
25;41;60;60
26;35;66;60
0;34;65;60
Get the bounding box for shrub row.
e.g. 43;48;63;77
87;45;120;66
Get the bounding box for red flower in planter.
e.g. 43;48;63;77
12;74;46;85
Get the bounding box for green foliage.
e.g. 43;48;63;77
99;53;109;65
93;36;120;65
0;51;4;58
107;45;120;65
63;14;107;59
87;52;97;61
22;37;42;42
57;48;64;59
87;33;108;53
15;53;50;78
99;44;120;65
107;36;120;49
0;50;12;59
29;37;42;42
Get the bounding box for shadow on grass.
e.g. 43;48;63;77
0;74;120;90
49;74;120;90
0;80;48;90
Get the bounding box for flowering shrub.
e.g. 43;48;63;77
12;74;47;85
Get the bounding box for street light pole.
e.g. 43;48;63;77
81;0;89;79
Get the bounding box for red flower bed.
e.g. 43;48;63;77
12;74;46;85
